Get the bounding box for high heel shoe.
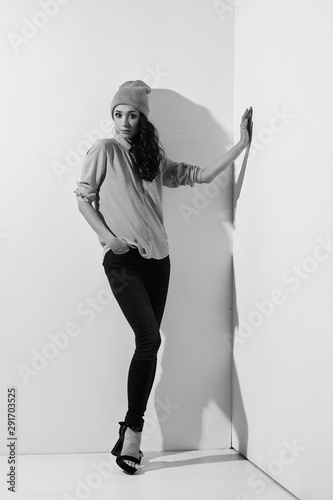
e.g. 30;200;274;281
111;422;143;459
116;453;141;475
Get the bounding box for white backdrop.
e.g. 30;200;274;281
0;0;234;454
232;1;333;499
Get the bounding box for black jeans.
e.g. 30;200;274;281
103;247;170;432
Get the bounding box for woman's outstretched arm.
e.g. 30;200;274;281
200;108;251;184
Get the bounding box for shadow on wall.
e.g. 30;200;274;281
148;89;247;450
231;132;253;457
232;264;249;457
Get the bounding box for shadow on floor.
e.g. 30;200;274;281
138;450;246;474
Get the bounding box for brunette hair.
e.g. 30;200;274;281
129;114;164;182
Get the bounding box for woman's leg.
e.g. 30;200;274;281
144;255;171;328
103;250;170;432
137;255;170;409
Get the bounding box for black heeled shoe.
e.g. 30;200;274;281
111;421;143;460
116;453;141;475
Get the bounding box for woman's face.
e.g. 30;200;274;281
113;105;140;140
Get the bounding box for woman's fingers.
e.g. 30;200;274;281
241;108;249;121
242;107;253;122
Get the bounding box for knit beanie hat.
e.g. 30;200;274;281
110;80;151;119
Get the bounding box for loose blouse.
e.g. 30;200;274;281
75;133;203;259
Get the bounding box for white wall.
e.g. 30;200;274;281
0;0;234;454
232;1;333;499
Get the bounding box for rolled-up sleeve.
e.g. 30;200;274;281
74;140;107;202
161;156;203;187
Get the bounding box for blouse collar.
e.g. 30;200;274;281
114;132;132;151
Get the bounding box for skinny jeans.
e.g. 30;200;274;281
103;247;170;432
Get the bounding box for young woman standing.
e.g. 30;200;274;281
75;80;251;475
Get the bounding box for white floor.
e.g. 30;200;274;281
0;449;299;500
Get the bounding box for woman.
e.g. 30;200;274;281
75;80;251;475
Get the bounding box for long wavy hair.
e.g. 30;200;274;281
128;114;164;182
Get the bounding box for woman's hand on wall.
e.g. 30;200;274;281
200;109;252;184
240;107;253;147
